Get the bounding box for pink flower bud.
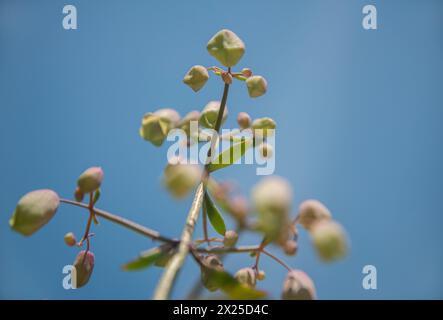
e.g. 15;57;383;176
283;240;298;256
221;72;233;85
9;189;60;236
282;270;316;300
77;167;104;194
237;112;251;129
64;232;77;247
298;200;332;230
73;250;95;289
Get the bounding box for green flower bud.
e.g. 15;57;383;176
283;240;298;256
234;267;256;288
139;108;180;146
73;250;95;289
64;232;77;247
298;200;332;230
77;167;104;194
252;176;292;244
201;255;224;292
237;112;251;129
206;29;245;67
199;101;228;129
311;220;348;262
258;142;273;159
74;187;84;202
257;270;266;281
282;270;316;300
183;65;209;92
252;117;276;138
178;110;200;138
163;162;201;199
246;75;267;98
223;230;239;247
9;189;60;236
241;68;252;78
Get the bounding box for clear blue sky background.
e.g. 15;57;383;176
1;0;442;299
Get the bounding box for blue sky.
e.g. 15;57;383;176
0;0;442;299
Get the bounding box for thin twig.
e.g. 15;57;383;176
60;199;176;244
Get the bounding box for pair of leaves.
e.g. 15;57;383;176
205;268;267;300
207;138;253;172
122;244;176;271
204;191;226;236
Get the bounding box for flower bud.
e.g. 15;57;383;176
9;189;60;236
201;255;224;292
257;270;266;281
223;230;238;247
237;112;251;129
311;220;348;262
241;68;252;78
228;196;249;222
258;142;273;159
221;72;233;84
252;176;292;244
246;75;267;98
139;108;180;146
234;267;256;288
179;110;200;140
282;270;316;300
183;65;209;92
74;187;84;202
163;162;201;199
252;117;276;138
283;240;298;256
72;250;95;289
199;101;228;129
206;29;245;67
77;167;104;194
64;232;77;247
298;200;332;230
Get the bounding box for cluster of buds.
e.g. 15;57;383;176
297;200;348;262
9;28;351;300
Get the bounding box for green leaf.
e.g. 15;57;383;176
207;138;253;172
204;191;226;236
122;245;172;271
206;268;267;300
92;189;101;205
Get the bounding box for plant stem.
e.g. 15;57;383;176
154;77;231;299
60;199;176;244
153;182;205;299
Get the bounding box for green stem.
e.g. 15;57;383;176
153;182;205;300
154;77;231;299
